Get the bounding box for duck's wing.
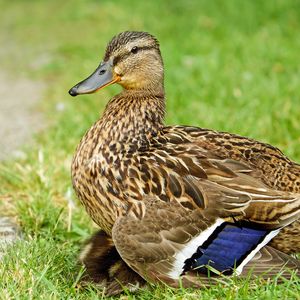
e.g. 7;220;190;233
112;198;300;287
112;131;300;286
242;245;300;278
113;146;300;285
133;140;300;227
182;245;300;288
160;126;300;254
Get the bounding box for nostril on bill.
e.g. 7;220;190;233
99;69;106;75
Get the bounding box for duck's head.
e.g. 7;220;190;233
69;31;164;96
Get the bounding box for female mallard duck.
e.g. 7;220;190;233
69;31;300;293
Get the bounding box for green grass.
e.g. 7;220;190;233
1;0;300;299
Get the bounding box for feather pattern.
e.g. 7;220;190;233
70;31;300;293
183;224;278;275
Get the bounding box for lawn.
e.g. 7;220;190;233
0;0;300;299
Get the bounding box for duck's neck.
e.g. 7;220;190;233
81;88;165;159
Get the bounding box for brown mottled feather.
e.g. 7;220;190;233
112;198;299;286
71;31;300;294
79;230;145;296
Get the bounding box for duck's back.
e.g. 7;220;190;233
162;125;300;253
162;125;300;193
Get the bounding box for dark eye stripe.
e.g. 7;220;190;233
138;45;155;51
113;45;155;65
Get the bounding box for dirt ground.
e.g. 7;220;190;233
0;72;44;252
0;72;44;160
0;217;21;259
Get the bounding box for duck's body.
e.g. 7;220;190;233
69;31;300;293
72;90;165;233
72;91;300;250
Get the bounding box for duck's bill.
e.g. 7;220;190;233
68;60;120;97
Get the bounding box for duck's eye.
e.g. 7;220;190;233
131;46;138;54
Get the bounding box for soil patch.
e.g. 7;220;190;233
0;72;45;160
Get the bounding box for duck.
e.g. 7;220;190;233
69;31;300;293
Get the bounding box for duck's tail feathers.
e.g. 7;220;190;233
241;245;300;279
79;230;145;296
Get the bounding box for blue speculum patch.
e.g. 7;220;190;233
183;222;268;275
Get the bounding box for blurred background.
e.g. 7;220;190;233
0;0;300;298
